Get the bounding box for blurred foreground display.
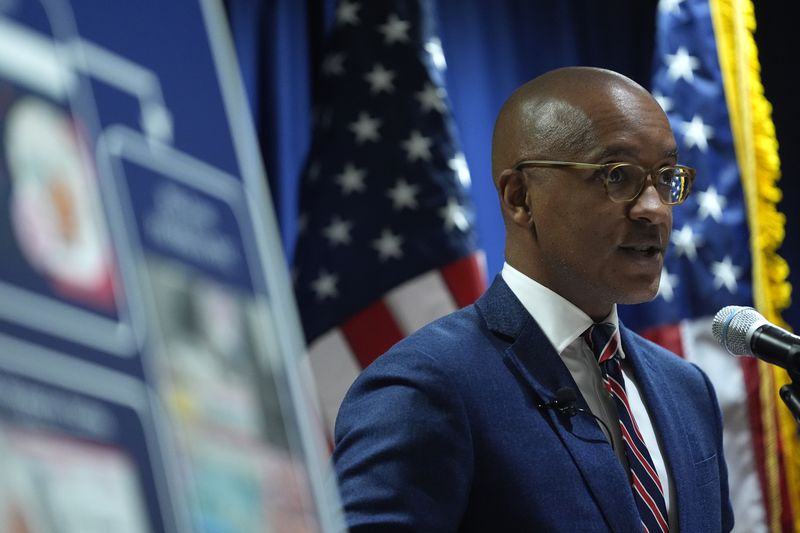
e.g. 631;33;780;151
0;1;341;532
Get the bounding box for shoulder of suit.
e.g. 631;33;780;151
369;303;498;372
621;326;699;371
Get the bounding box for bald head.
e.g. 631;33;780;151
491;67;661;183
493;66;677;318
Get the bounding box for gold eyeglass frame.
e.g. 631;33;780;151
514;160;696;205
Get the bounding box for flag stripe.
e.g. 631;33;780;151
640;323;684;358
342;299;405;368
440;252;487;308
307;329;363;432
742;357;769;511
385;269;457;334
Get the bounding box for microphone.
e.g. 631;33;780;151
539;387;579;417
712;305;800;373
539;387;615;450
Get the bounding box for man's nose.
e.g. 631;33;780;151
629;180;671;225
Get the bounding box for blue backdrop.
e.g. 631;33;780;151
227;0;800;329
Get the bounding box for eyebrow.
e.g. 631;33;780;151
597;146;679;160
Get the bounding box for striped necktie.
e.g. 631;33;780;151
586;323;669;533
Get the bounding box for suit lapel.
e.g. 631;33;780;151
477;278;642;532
620;326;695;530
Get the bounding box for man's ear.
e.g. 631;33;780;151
498;168;532;227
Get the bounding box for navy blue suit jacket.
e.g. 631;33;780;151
334;277;734;532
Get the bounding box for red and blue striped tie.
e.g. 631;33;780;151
586;323;669;533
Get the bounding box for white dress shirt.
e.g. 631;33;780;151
502;263;675;524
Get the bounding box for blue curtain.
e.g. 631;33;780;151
227;0;800;327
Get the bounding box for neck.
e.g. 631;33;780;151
504;257;614;323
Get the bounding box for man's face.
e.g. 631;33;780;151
525;89;676;319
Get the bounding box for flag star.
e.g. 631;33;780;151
402;130;433;162
665;46;700;82
657;267;679;302
416;83;447;113
425;37;447;70
695;186;726;222
440;198;470;232
364;64;396;94
711;256;742;293
322;53;345;76
449;152;472;187
372;228;404;260
378;13;410;44
652;90;673;113
681;114;714;152
671;224;701;260
349;112;381;143
336;163;366;194
336;0;360;26
659;0;684;14
311;270;338;300
323;216;353;246
387;179;420;210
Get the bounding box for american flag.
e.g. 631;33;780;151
619;0;796;531
292;0;486;430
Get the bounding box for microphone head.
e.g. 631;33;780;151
554;387;578;417
711;305;766;356
555;387;577;404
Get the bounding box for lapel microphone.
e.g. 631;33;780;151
539;387;579;417
539;387;615;451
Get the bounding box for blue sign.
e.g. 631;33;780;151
0;1;341;532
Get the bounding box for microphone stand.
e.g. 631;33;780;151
778;345;800;425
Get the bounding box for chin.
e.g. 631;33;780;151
617;283;661;305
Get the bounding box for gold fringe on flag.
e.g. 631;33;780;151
709;0;797;531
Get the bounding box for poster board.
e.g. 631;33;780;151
0;1;341;531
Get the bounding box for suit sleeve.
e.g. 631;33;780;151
333;347;473;532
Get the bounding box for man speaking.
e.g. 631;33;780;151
332;66;734;532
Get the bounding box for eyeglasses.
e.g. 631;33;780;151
514;160;696;205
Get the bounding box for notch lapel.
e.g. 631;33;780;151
477;278;643;532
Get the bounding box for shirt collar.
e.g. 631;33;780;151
501;262;619;354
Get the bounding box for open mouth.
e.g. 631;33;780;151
620;245;661;257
